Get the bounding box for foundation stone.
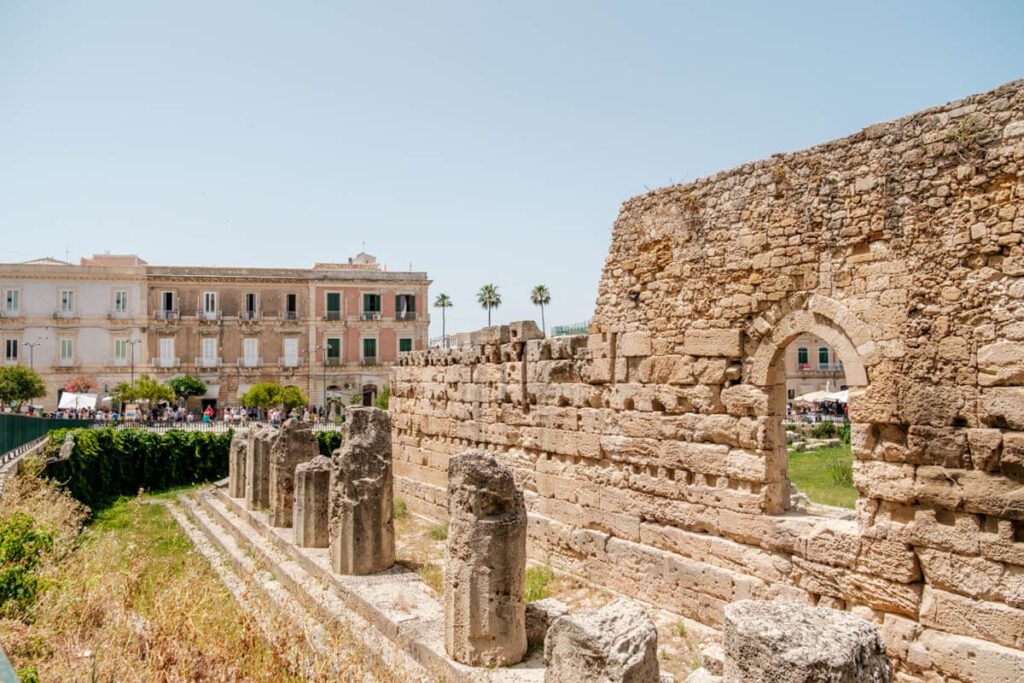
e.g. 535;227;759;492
268;418;317;527
722;600;892;682
293;455;332;547
228;428;248;498
329;407;395;574
544;597;660;682
444;449;527;667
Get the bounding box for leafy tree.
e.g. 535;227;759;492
477;284;501;326
109;381;135;405
131;374;174;405
0;366;46;410
433;293;453;348
530;285;551;336
167;375;207;404
64;375;98;393
374;384;390;410
280;385;309;413
240;382;283;410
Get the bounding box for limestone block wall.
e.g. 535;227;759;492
391;79;1024;682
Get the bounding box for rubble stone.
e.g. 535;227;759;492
444;450;527;667
525;597;569;647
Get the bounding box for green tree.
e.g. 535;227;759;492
433;293;453;348
109;381;135;405
374;384;391;410
530;285;551;336
240;382;283;410
0;366;46;410
131;374;174;405
477;284;501;326
167;375;207;404
280;385;309;413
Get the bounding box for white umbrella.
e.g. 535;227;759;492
793;390;830;403
58;392;97;410
823;389;849;403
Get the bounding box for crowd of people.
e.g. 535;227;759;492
6;404;332;424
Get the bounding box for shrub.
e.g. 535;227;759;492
428;521;448;541
316;430;343;457
524;563;555;602
0;512;54;616
840;421;851;445
43;427;233;510
810;421;837;439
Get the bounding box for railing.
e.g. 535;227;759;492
107;310;130;319
237;357;263;368
108;357;129;367
240;310;260;321
56;357;79;367
283;310;299;320
199;311;220;321
105;419;343;433
360;312;381;321
53;310;78;319
794;363;845;373
0;309;20;318
0;414;97;460
278;357;301;368
154;309;179;320
195;356;221;368
154;357;180;368
325;357;341;366
324;311;341;321
360;356;377;366
395;311;416;321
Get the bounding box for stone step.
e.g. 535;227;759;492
175;493;428;680
193;484;544;681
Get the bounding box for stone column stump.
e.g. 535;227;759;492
245;426;276;510
329;407;395;574
444;449;527;667
544;597;659;682
227;428;248;498
294;455;332;547
722;600;893;682
269;418;318;527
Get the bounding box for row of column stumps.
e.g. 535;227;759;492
225;415;892;681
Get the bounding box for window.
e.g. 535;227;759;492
243;338;258;366
4;339;17;361
797;347;809;367
362;338;377;358
114;339;128;361
4;290;18;313
160;338;175;363
203;292;217;317
60;289;74;313
283;338;298;366
363;294;381;313
818;346;830;369
244;293;257;319
114;290;128;313
326;337;340;365
326;292;340;320
202;338;218;365
285;293;298;319
60;338;74;361
399;338;412;353
396;294;416;320
162;291;174;312
787;389;795;399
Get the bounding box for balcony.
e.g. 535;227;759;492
1;309;21;318
283;310;299;321
240;310;260;321
199;311;220;321
195;356;222;368
108;357;129;367
154;309;179;320
107;310;130;319
56;356;80;367
278;357;301;368
324;311;341;321
360;356;377;366
360;312;381;321
53;310;78;319
324;357;341;366
792;362;845;375
395;311;417;321
154;357;180;368
237;357;263;369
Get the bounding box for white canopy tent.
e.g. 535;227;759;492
58;392;97;410
793;390;831;403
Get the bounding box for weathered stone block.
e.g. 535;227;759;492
444;450;527;667
509;320;544;341
619;331;653;357
293;455;332;548
268;419;318;527
525;597;568;647
545;598;660;683
684;328;743;357
978;341;1024;385
227;428;248;498
245;426;276;510
981;387;1024;430
329;407;395;575
723;600;892;682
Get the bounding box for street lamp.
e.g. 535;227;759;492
129;339;143;386
22;337;47;368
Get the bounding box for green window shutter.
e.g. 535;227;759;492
399;338;412;352
409;295;415;312
395;295;401;313
797;348;808;365
373;295;381;311
362;294;370;311
363;338;376;357
326;292;340;312
819;347;830;365
327;338;340;358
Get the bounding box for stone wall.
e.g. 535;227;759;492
390;79;1024;682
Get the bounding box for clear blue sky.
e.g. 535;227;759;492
2;1;1021;338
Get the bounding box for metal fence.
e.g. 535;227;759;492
0;413;97;458
101;420;343;434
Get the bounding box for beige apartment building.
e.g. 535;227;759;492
0;252;429;410
783;332;847;400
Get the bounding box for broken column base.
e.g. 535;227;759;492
293;455;332;547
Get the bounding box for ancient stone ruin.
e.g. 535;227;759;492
444;449;527;667
329;407;396;575
388;80;1024;681
293;455;332;547
244;425;276;511
544;597;659;682
268;418;318;527
227;428;248;499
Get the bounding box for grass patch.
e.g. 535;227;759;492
788;444;857;509
428;520;449;541
524;563;555;603
393;497;409;520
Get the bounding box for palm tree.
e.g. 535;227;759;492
477;284;501;326
531;285;551;336
434;293;453;348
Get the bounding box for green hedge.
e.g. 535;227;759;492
43;428;232;510
316;431;343;456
